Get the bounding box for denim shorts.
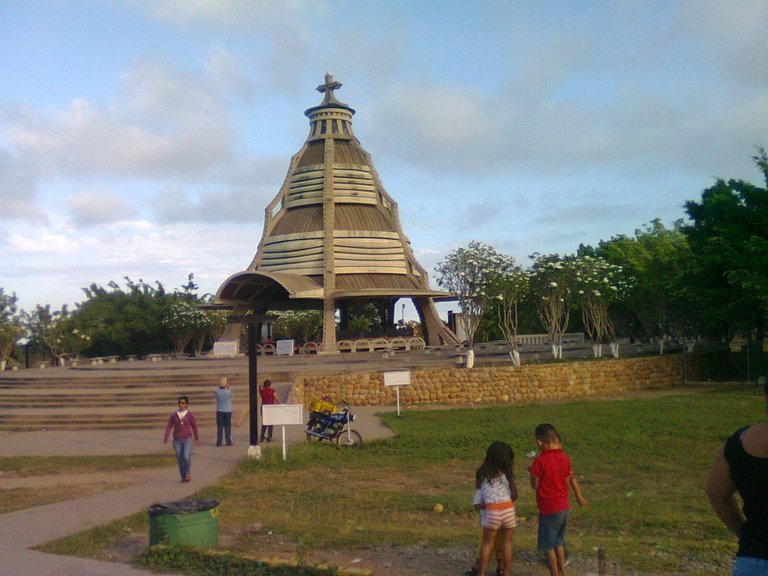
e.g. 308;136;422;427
733;556;768;576
538;510;568;552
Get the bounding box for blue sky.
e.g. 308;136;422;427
2;1;767;317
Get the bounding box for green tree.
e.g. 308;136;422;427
684;147;768;340
75;277;173;357
23;304;89;366
163;295;229;357
0;289;22;370
272;310;323;342
595;220;694;353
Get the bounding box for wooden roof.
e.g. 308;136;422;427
216;75;452;305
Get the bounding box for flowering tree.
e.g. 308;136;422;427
24;305;91;366
486;266;529;366
572;255;633;358
0;289;22;370
528;253;576;359
435;241;513;366
273;310;323;342
48;326;92;363
163;298;230;357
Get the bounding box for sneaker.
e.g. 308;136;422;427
496;569;503;576
182;476;191;483
463;569;478;576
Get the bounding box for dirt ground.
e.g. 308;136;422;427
104;527;699;576
105;527;606;576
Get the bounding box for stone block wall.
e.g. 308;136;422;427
292;355;697;407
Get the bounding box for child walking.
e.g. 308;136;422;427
528;424;587;576
473;441;518;576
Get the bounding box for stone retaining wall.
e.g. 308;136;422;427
292;355;697;407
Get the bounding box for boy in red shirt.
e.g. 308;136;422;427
528;423;587;576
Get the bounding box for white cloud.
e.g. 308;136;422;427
0;146;46;222
152;185;269;224
4;59;236;181
9;231;80;253
203;48;255;101
68;190;137;226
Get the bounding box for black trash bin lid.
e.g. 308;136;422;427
148;499;219;516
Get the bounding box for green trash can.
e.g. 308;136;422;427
148;499;219;547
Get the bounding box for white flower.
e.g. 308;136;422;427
550;282;558;288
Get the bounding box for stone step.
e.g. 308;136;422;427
0;388;244;411
0;377;251;389
0;371;261;431
0;414;234;436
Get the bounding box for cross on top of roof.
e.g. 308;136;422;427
316;72;346;106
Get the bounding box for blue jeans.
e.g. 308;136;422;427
538;510;568;551
733;556;768;576
216;411;232;446
172;438;192;480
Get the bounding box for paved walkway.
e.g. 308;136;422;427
0;380;395;576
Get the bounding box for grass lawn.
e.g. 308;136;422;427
40;383;761;574
0;454;175;513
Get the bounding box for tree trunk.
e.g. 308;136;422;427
465;349;475;369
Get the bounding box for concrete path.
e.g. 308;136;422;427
0;382;395;576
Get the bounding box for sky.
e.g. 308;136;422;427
2;0;768;319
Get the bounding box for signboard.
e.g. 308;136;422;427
212;341;238;357
383;370;411;416
384;371;411;387
261;404;304;461
262;404;304;426
276;339;295;356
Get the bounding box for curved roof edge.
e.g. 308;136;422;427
215;270;456;305
215;271;324;304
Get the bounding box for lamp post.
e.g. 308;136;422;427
230;313;275;460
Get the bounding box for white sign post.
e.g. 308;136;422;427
262;404;304;460
383;370;412;416
275;339;295;356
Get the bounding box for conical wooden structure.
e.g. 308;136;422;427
215;74;458;352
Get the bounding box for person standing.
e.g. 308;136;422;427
163;396;200;483
214;377;233;447
705;380;768;576
528;424;587;576
473;441;517;576
258;379;280;442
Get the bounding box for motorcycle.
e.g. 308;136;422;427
305;400;363;447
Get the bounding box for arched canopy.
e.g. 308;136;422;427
215;270;454;306
215;271;324;307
